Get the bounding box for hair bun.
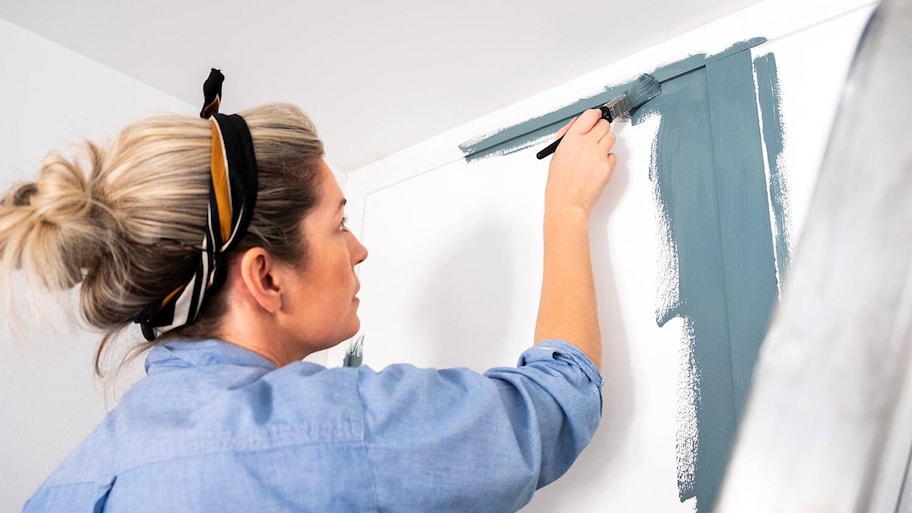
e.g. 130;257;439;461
8;183;38;206
0;145;111;289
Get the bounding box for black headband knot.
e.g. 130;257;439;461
200;68;224;118
135;69;258;341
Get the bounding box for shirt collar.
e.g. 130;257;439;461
145;339;279;374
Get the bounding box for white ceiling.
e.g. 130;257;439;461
1;0;764;172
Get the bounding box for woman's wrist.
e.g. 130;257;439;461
543;202;590;228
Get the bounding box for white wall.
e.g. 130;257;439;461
337;0;874;511
0;18;194;513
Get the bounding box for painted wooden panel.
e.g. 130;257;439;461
334;2;874;512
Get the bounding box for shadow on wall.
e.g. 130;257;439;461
521;132;636;512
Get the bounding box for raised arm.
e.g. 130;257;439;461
533;109;617;371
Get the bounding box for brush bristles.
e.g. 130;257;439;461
625;74;662;111
601;74;661;120
605;96;631;120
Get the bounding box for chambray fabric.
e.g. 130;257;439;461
24;339;603;513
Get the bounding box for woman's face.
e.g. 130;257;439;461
281;158;368;352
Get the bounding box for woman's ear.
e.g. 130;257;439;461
238;248;283;314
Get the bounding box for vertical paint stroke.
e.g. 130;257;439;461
649;127;700;501
457;39;783;513
636;67;740;510
753;52;792;288
704;50;779;426
646;49;780;510
674;319;699;503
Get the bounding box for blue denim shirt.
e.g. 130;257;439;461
24;339;602;512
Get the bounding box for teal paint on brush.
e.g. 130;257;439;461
753;52;791;286
457;38;767;161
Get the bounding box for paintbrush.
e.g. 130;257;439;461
536;74;661;160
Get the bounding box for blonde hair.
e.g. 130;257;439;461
0;103;324;374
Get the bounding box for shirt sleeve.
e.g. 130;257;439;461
358;339;603;513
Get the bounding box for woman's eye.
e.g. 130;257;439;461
340;217;349;231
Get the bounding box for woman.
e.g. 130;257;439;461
2;76;617;511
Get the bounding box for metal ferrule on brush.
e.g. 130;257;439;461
535;74;659;160
600;95;631;122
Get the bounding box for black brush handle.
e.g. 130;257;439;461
535;137;563;160
535;107;614;160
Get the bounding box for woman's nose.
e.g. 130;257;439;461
349;233;368;265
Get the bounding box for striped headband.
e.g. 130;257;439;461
136;69;258;341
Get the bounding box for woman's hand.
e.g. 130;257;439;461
545;109;617;218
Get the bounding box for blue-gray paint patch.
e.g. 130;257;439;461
646;49;780;511
636;65;740;510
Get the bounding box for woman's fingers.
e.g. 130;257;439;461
598;127;616;149
568;109;603;135
592;119;612;146
555;119;575;139
556;109;605;139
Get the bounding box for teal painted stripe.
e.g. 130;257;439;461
753;52;791;286
635;68;737;509
630;47;782;512
705;50;779;424
457;38;767;161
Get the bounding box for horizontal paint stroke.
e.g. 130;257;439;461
457;38;766;161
